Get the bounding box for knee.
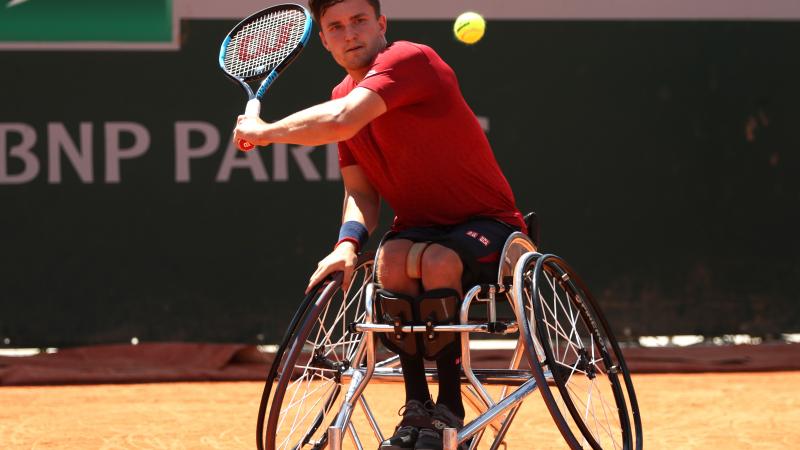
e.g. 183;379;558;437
421;245;463;289
377;240;414;291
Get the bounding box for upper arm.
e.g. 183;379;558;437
337;87;387;138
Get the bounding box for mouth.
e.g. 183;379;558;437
345;45;364;53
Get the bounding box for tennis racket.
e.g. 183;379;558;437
219;3;312;151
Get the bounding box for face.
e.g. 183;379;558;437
318;0;387;75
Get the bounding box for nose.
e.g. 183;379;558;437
344;23;359;41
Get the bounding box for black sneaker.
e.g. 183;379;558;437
380;400;432;450
413;403;464;450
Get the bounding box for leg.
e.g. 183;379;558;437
377;239;434;450
420;245;466;419
377;239;421;296
377;239;431;405
420;244;463;296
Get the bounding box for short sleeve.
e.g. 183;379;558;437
357;43;439;110
338;140;357;168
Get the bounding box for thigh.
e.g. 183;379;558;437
376;239;418;294
378;226;448;293
438;218;519;289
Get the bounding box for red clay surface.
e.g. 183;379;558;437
1;371;798;449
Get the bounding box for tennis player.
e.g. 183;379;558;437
233;1;526;448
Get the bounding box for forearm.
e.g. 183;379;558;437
263;98;357;146
337;163;380;251
343;189;380;234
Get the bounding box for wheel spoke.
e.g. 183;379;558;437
265;260;379;450
519;256;639;450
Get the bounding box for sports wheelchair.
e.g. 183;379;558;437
257;214;642;450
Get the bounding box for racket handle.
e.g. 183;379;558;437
238;99;262;151
245;98;262;117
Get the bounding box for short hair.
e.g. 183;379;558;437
308;0;381;24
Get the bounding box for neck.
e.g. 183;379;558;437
348;67;370;83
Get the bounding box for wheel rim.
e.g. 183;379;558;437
516;253;641;450
266;260;373;450
542;256;643;450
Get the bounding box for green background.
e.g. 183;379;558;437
0;0;172;42
0;20;798;347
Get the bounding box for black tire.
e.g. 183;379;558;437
258;253;375;450
515;253;643;449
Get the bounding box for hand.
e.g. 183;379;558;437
233;115;270;151
306;242;358;295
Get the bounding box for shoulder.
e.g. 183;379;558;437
374;41;440;67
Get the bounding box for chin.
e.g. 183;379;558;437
349;53;377;70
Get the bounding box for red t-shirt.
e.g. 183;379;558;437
333;41;525;232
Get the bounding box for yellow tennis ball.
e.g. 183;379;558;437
453;12;485;45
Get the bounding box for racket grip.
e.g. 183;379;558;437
245;98;262;117
238;99;262;151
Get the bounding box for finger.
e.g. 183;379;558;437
306;273;322;294
307;266;334;294
306;271;322;294
233;129;245;145
342;266;354;294
310;265;325;282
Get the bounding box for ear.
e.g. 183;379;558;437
319;30;330;51
377;15;387;35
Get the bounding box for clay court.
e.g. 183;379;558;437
3;2;799;450
1;370;798;449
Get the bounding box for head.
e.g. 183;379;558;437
309;0;386;77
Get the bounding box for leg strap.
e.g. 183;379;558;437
406;242;432;279
375;288;462;361
376;289;418;358
417;288;461;360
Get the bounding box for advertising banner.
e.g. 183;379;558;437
1;3;798;347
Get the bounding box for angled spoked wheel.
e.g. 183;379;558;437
257;253;375;450
515;253;643;450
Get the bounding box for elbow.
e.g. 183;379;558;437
330;112;360;141
329;99;365;140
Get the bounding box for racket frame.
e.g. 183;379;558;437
218;3;313;145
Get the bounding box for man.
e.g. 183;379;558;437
234;1;526;449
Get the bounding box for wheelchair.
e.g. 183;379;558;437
256;213;643;450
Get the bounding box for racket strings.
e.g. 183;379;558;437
224;9;307;79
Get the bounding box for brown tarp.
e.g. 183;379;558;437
1;342;798;386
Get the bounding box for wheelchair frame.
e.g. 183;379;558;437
257;231;642;450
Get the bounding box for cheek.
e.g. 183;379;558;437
322;31;340;49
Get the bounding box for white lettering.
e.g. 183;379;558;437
105;122;149;183
477;116;490;133
216;138;268;182
291;146;321;181
48;122;93;183
0;123;39;184
175;121;219;183
272;143;288;181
